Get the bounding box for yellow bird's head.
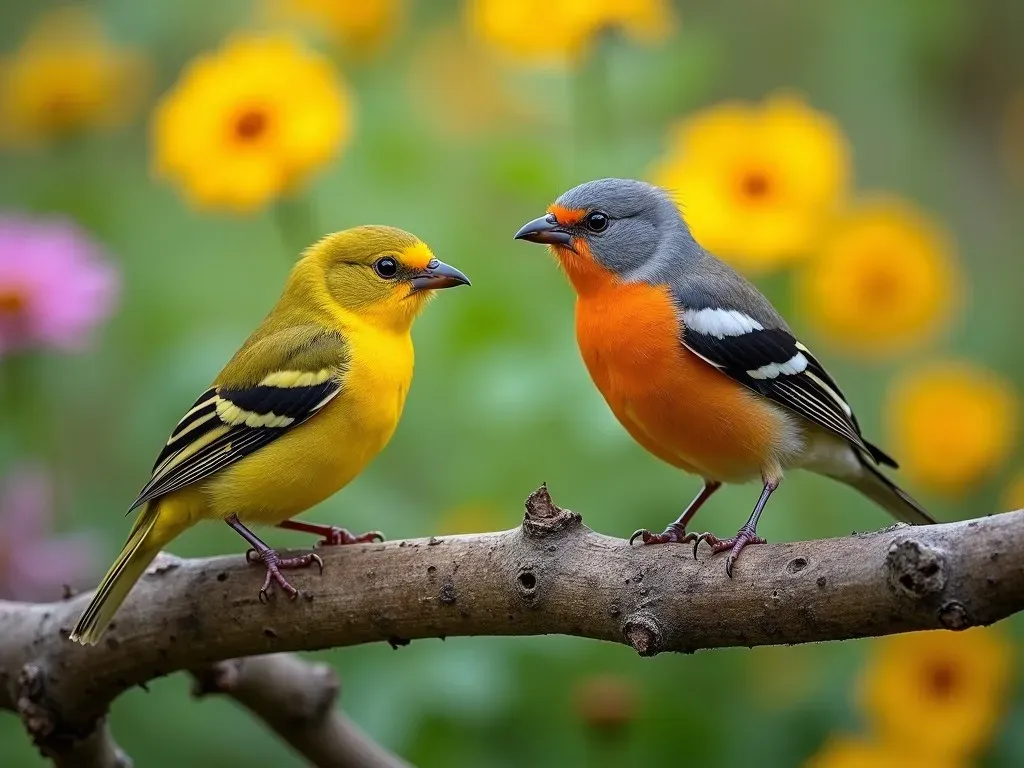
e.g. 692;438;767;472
294;225;470;331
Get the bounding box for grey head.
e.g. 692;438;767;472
553;178;689;279
514;177;788;330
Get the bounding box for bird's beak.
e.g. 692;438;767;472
409;259;471;292
513;215;572;246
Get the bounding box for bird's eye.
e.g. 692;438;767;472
373;257;399;279
584;212;609;232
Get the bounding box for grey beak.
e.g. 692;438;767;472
409;259;471;292
514;215;572;246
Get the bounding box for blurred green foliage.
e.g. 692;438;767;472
1;0;1023;766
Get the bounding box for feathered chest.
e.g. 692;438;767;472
341;328;414;438
574;281;686;394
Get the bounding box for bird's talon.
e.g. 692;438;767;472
268;569;299;599
695;526;767;575
629;524;695;546
246;546;318;602
317;527;387;547
245;548;259;564
691;532;712;559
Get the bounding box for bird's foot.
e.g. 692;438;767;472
692;524;766;578
629;522;697;546
245;547;323;603
277;519;384;547
318;527;385;547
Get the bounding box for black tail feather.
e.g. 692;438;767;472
865;440;899;469
854;459;935;525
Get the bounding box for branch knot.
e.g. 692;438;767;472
522;484;582;537
17;664;53;741
622;615;664;657
886;538;947;599
938;601;972;630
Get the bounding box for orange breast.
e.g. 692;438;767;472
572;270;783;483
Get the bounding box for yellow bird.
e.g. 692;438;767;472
71;226;470;645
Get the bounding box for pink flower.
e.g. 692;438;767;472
0;463;98;602
0;214;119;357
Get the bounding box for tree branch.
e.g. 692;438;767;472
41;717;130;768
191;654;409;768
2;486;1022;761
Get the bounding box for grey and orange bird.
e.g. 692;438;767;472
514;178;934;575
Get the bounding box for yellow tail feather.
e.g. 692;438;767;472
70;503;164;645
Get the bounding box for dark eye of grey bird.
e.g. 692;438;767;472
374;257;399;278
584;211;609;232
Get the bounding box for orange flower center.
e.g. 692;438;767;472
0;289;26;316
739;171;772;202
857;262;901;308
924;660;959;700
234;108;269;142
44;91;76;117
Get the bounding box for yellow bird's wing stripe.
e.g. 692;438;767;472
128;373;343;512
127;327;349;512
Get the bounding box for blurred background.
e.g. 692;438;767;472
1;0;1023;765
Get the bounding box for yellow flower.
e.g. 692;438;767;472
805;735;961;768
265;0;402;56
797;198;960;357
650;93;850;272
886;361;1018;496
0;7;148;147
466;0;674;64
1000;469;1024;512
152;35;350;213
858;628;1012;762
407;26;530;138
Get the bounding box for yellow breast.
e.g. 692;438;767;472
196;324;414;524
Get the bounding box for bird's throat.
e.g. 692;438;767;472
552;242;619;297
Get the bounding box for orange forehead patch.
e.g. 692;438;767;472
547;204;586;226
399;241;434;270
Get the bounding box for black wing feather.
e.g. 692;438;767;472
681;326;897;467
128;377;341;511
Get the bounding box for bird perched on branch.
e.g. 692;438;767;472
71;226;470;645
515;178;933;576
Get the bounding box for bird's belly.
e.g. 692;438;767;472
576;288;784;483
201;355;410;524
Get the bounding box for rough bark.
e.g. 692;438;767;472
1;486;1022;764
191;654;409;768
